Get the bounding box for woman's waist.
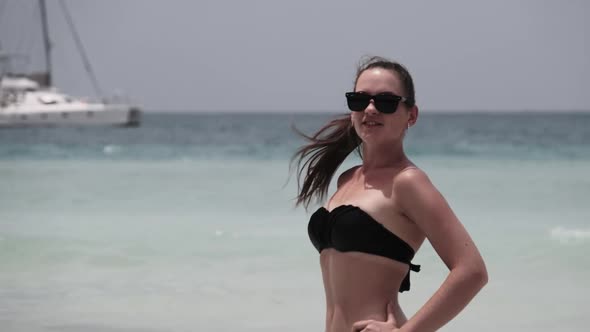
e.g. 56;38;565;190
331;301;395;321
326;267;407;302
330;285;400;307
327;300;406;332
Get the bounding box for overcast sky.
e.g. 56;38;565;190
1;0;589;112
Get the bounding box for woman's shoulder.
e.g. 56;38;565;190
392;165;435;192
390;166;446;222
337;165;361;188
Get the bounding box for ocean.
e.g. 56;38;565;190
1;112;589;332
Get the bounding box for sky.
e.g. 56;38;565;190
1;0;589;112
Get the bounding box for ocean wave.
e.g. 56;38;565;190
550;226;590;244
2;113;590;161
103;145;122;154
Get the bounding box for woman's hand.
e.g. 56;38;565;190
351;301;400;332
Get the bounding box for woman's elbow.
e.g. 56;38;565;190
470;261;489;290
456;260;488;291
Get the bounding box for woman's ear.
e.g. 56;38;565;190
408;105;419;127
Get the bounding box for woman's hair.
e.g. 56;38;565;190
291;56;416;208
354;56;416;107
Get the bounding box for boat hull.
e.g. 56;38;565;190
0;105;141;128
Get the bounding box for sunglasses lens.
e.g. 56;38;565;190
374;95;400;114
346;93;370;112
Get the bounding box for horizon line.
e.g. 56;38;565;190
140;109;590;114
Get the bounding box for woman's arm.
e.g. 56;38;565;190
394;169;488;332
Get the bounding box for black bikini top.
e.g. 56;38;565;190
308;205;420;292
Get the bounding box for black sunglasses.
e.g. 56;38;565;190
345;92;413;114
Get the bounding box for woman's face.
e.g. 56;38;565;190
350;67;415;145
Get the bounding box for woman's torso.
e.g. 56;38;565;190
312;165;425;332
320;250;410;332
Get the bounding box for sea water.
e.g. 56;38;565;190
1;112;589;332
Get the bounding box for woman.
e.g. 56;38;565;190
292;56;488;332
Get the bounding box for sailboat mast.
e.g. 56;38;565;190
39;0;52;86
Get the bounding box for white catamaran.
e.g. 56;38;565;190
0;0;141;127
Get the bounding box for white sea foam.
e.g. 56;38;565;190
103;145;121;154
550;226;590;244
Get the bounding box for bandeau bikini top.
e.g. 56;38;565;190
308;204;420;292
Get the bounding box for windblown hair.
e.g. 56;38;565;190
291;56;416;208
290;115;361;208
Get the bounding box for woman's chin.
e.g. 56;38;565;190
359;130;384;143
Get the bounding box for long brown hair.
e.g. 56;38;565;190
291;56;416;208
290;115;361;208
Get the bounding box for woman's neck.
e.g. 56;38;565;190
360;142;408;171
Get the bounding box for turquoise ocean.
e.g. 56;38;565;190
1;112;589;332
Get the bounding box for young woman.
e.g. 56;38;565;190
292;56;488;332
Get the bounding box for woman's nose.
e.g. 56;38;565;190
364;99;378;115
